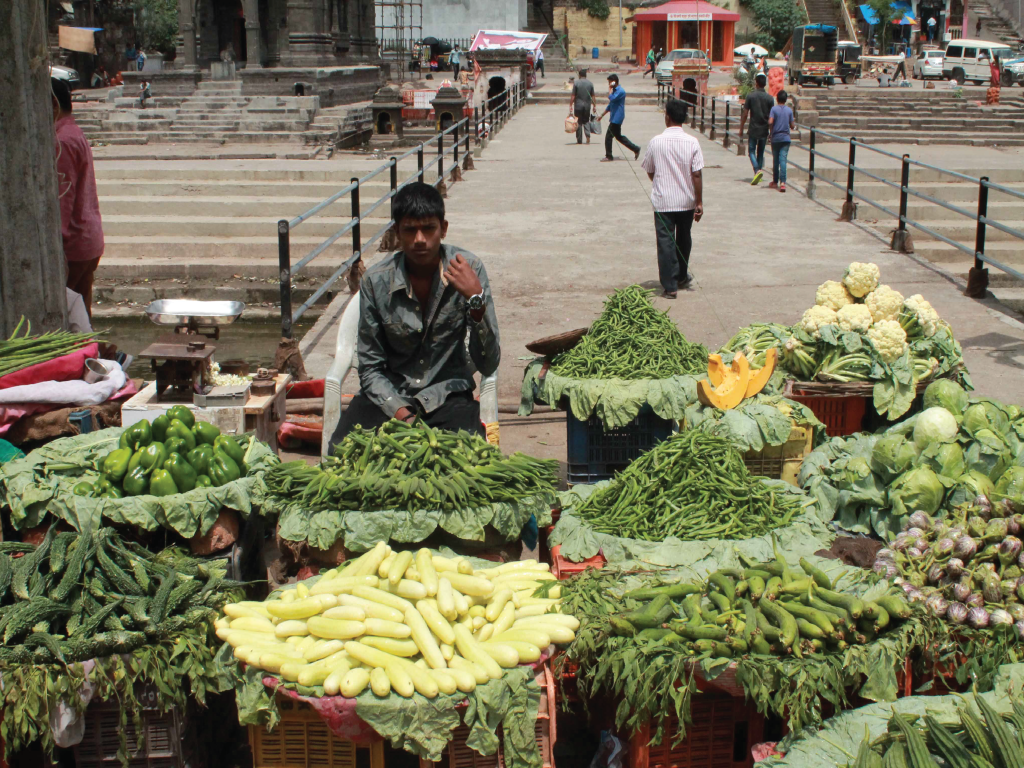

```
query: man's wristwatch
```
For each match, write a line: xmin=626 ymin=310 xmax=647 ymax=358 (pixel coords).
xmin=468 ymin=293 xmax=485 ymax=312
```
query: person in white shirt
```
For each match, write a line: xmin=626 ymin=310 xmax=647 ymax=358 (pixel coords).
xmin=640 ymin=98 xmax=705 ymax=298
xmin=926 ymin=16 xmax=937 ymax=42
xmin=535 ymin=48 xmax=545 ymax=78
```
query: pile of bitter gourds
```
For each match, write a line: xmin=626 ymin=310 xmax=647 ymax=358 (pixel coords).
xmin=0 ymin=526 xmax=237 ymax=666
xmin=264 ymin=419 xmax=558 ymax=513
xmin=549 ymin=285 xmax=708 ymax=380
xmin=610 ymin=556 xmax=913 ymax=658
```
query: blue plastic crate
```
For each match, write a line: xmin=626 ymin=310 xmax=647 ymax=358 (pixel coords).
xmin=566 ymin=407 xmax=674 ymax=485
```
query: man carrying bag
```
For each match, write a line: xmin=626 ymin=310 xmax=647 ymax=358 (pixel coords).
xmin=568 ymin=68 xmax=596 ymax=145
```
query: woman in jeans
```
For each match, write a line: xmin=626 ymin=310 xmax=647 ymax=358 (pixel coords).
xmin=768 ymin=89 xmax=795 ymax=192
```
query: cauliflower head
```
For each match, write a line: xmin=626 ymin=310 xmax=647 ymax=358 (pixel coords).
xmin=865 ymin=285 xmax=905 ymax=324
xmin=798 ymin=305 xmax=838 ymax=338
xmin=836 ymin=303 xmax=873 ymax=333
xmin=843 ymin=262 xmax=881 ymax=298
xmin=815 ymin=280 xmax=854 ymax=311
xmin=868 ymin=319 xmax=908 ymax=364
xmin=903 ymin=294 xmax=941 ymax=337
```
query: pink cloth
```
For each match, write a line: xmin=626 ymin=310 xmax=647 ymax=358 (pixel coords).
xmin=55 ymin=115 xmax=104 ymax=263
xmin=265 ymin=678 xmax=382 ymax=743
xmin=0 ymin=343 xmax=97 ymax=390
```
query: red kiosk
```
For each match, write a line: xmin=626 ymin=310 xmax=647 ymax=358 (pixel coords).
xmin=628 ymin=0 xmax=740 ymax=68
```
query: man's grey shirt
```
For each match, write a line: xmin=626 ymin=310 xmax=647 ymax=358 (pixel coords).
xmin=357 ymin=244 xmax=501 ymax=417
xmin=572 ymin=79 xmax=595 ymax=112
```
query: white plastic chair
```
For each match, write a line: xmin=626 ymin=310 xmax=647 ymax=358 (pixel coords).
xmin=321 ymin=289 xmax=500 ymax=458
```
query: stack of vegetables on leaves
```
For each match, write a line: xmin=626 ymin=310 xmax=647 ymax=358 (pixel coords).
xmin=264 ymin=419 xmax=558 ymax=553
xmin=0 ymin=526 xmax=239 ymax=759
xmin=518 ymin=285 xmax=709 ymax=428
xmin=556 ymin=554 xmax=932 ymax=745
xmin=800 ymin=379 xmax=1024 ymax=537
xmin=722 ymin=262 xmax=970 ymax=419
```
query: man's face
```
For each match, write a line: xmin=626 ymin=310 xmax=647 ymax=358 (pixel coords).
xmin=397 ymin=216 xmax=448 ymax=268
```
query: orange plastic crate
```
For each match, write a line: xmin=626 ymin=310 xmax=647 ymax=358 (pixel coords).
xmin=550 ymin=544 xmax=605 ymax=580
xmin=786 ymin=392 xmax=867 ymax=437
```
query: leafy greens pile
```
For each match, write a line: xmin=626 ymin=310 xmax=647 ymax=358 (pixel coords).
xmin=799 ymin=380 xmax=1024 ymax=538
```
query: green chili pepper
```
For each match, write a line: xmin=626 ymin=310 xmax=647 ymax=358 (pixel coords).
xmin=194 ymin=474 xmax=214 ymax=488
xmin=186 ymin=444 xmax=214 ymax=475
xmin=150 ymin=414 xmax=171 ymax=443
xmin=149 ymin=469 xmax=179 ymax=497
xmin=163 ymin=453 xmax=197 ymax=493
xmin=72 ymin=481 xmax=96 ymax=497
xmin=139 ymin=442 xmax=168 ymax=473
xmin=209 ymin=449 xmax=241 ymax=486
xmin=166 ymin=405 xmax=196 ymax=429
xmin=166 ymin=419 xmax=196 ymax=452
xmin=214 ymin=435 xmax=246 ymax=473
xmin=123 ymin=466 xmax=149 ymax=496
xmin=193 ymin=421 xmax=221 ymax=446
xmin=101 ymin=447 xmax=133 ymax=482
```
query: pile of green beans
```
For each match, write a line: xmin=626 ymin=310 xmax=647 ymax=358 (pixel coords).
xmin=549 ymin=285 xmax=708 ymax=380
xmin=264 ymin=419 xmax=559 ymax=513
xmin=0 ymin=318 xmax=100 ymax=378
xmin=574 ymin=431 xmax=804 ymax=541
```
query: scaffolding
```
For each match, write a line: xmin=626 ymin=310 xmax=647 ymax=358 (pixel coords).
xmin=375 ymin=0 xmax=422 ymax=81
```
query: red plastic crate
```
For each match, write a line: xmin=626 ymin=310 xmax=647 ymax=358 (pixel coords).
xmin=786 ymin=392 xmax=867 ymax=437
xmin=550 ymin=544 xmax=605 ymax=580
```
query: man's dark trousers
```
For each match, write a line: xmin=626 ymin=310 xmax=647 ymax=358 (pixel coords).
xmin=654 ymin=210 xmax=695 ymax=293
xmin=605 ymin=122 xmax=639 ymax=160
xmin=329 ymin=391 xmax=484 ymax=451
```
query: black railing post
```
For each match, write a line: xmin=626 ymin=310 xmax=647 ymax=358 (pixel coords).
xmin=389 ymin=157 xmax=398 ymax=204
xmin=840 ymin=137 xmax=856 ymax=221
xmin=350 ymin=177 xmax=361 ymax=264
xmin=690 ymin=94 xmax=697 ymax=129
xmin=278 ymin=219 xmax=292 ymax=338
xmin=723 ymin=101 xmax=730 ymax=150
xmin=437 ymin=130 xmax=444 ymax=181
xmin=890 ymin=153 xmax=913 ymax=253
xmin=710 ymin=98 xmax=716 ymax=140
xmin=967 ymin=176 xmax=991 ymax=297
xmin=417 ymin=145 xmax=424 ymax=182
xmin=453 ymin=121 xmax=460 ymax=167
xmin=700 ymin=94 xmax=705 ymax=133
xmin=473 ymin=107 xmax=479 ymax=148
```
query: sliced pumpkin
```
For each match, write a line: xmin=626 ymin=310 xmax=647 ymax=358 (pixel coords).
xmin=707 ymin=354 xmax=727 ymax=387
xmin=744 ymin=348 xmax=777 ymax=398
xmin=697 ymin=353 xmax=751 ymax=410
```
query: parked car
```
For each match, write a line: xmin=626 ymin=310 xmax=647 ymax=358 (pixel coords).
xmin=913 ymin=49 xmax=944 ymax=79
xmin=999 ymin=55 xmax=1024 ymax=86
xmin=49 ymin=63 xmax=81 ymax=90
xmin=942 ymin=39 xmax=1014 ymax=84
xmin=656 ymin=49 xmax=708 ymax=84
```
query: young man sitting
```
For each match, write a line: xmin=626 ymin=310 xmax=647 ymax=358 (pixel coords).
xmin=329 ymin=182 xmax=500 ymax=447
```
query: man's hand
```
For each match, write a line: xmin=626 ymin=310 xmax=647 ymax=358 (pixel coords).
xmin=443 ymin=254 xmax=483 ymax=300
xmin=694 ymin=204 xmax=704 ymax=223
xmin=394 ymin=407 xmax=416 ymax=423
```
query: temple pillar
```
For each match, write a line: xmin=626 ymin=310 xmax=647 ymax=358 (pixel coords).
xmin=243 ymin=0 xmax=263 ymax=67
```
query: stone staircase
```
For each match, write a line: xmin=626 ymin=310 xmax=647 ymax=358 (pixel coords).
xmin=802 ymin=90 xmax=1024 ymax=145
xmin=802 ymin=0 xmax=845 ymax=32
xmin=973 ymin=0 xmax=1023 ymax=45
xmin=525 ymin=0 xmax=572 ymax=72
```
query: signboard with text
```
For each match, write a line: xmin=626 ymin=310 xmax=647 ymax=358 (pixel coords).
xmin=667 ymin=12 xmax=713 ymax=20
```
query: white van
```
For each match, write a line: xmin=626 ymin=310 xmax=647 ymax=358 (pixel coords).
xmin=942 ymin=38 xmax=1015 ymax=83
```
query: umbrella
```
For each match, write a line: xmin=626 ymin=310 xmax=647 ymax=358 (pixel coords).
xmin=422 ymin=36 xmax=439 ymax=45
xmin=734 ymin=44 xmax=768 ymax=57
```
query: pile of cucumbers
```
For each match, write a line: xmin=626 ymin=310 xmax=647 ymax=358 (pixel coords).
xmin=74 ymin=407 xmax=251 ymax=499
xmin=610 ymin=555 xmax=913 ymax=659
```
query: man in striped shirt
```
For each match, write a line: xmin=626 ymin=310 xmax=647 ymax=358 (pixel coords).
xmin=640 ymin=99 xmax=704 ymax=299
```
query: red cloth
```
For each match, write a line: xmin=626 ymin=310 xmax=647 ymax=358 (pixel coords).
xmin=0 ymin=343 xmax=97 ymax=390
xmin=55 ymin=114 xmax=104 ymax=263
xmin=286 ymin=378 xmax=325 ymax=399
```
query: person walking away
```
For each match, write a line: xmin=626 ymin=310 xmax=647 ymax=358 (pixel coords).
xmin=327 ymin=182 xmax=500 ymax=446
xmin=535 ymin=48 xmax=545 ymax=78
xmin=768 ymin=89 xmax=795 ymax=192
xmin=597 ymin=74 xmax=640 ymax=161
xmin=739 ymin=72 xmax=773 ymax=184
xmin=136 ymin=48 xmax=146 ymax=71
xmin=640 ymin=98 xmax=704 ymax=298
xmin=570 ymin=68 xmax=596 ymax=144
xmin=139 ymin=79 xmax=151 ymax=108
xmin=450 ymin=45 xmax=462 ymax=80
xmin=52 ymin=78 xmax=104 ymax=318
xmin=644 ymin=48 xmax=657 ymax=77
xmin=927 ymin=16 xmax=936 ymax=42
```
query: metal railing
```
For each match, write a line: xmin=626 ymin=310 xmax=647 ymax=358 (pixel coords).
xmin=675 ymin=88 xmax=1024 ymax=297
xmin=278 ymin=81 xmax=528 ymax=338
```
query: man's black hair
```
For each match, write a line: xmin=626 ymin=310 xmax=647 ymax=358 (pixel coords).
xmin=665 ymin=98 xmax=688 ymax=125
xmin=755 ymin=72 xmax=767 ymax=86
xmin=392 ymin=182 xmax=445 ymax=225
xmin=51 ymin=78 xmax=72 ymax=113
xmin=777 ymin=89 xmax=788 ymax=103
xmin=607 ymin=73 xmax=619 ymax=84
xmin=578 ymin=68 xmax=588 ymax=77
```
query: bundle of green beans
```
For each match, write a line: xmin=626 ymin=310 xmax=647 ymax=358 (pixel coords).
xmin=848 ymin=697 xmax=1024 ymax=768
xmin=549 ymin=285 xmax=708 ymax=380
xmin=609 ymin=555 xmax=913 ymax=659
xmin=574 ymin=431 xmax=805 ymax=541
xmin=0 ymin=318 xmax=100 ymax=378
xmin=264 ymin=418 xmax=559 ymax=513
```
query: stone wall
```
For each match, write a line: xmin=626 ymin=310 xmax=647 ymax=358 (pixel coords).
xmin=552 ymin=5 xmax=636 ymax=60
xmin=376 ymin=0 xmax=528 ymax=40
xmin=239 ymin=65 xmax=382 ymax=106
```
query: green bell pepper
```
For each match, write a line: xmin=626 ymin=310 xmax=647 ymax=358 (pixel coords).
xmin=151 ymin=414 xmax=171 ymax=443
xmin=166 ymin=419 xmax=196 ymax=452
xmin=195 ymin=474 xmax=214 ymax=488
xmin=149 ymin=469 xmax=179 ymax=497
xmin=127 ymin=448 xmax=146 ymax=476
xmin=166 ymin=405 xmax=196 ymax=429
xmin=123 ymin=466 xmax=149 ymax=496
xmin=209 ymin=449 xmax=241 ymax=486
xmin=121 ymin=421 xmax=153 ymax=450
xmin=164 ymin=437 xmax=187 ymax=457
xmin=101 ymin=447 xmax=133 ymax=482
xmin=186 ymin=444 xmax=214 ymax=475
xmin=100 ymin=487 xmax=124 ymax=499
xmin=95 ymin=476 xmax=114 ymax=493
xmin=119 ymin=431 xmax=131 ymax=449
xmin=140 ymin=442 xmax=168 ymax=473
xmin=72 ymin=481 xmax=95 ymax=497
xmin=214 ymin=435 xmax=246 ymax=474
xmin=192 ymin=421 xmax=221 ymax=446
xmin=163 ymin=453 xmax=197 ymax=493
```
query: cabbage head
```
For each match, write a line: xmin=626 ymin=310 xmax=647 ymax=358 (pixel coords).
xmin=965 ymin=432 xmax=1012 ymax=482
xmin=913 ymin=407 xmax=960 ymax=450
xmin=918 ymin=441 xmax=965 ymax=484
xmin=979 ymin=399 xmax=1011 ymax=436
xmin=963 ymin=403 xmax=997 ymax=437
xmin=996 ymin=466 xmax=1024 ymax=500
xmin=923 ymin=379 xmax=969 ymax=417
xmin=871 ymin=434 xmax=917 ymax=481
xmin=890 ymin=466 xmax=946 ymax=517
xmin=948 ymin=470 xmax=997 ymax=507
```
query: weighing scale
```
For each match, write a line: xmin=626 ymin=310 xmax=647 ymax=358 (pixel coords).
xmin=139 ymin=300 xmax=245 ymax=402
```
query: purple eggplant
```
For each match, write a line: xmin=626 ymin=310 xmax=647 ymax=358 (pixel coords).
xmin=968 ymin=593 xmax=985 ymax=608
xmin=953 ymin=581 xmax=972 ymax=603
xmin=1016 ymin=620 xmax=1024 ymax=641
xmin=946 ymin=602 xmax=969 ymax=624
xmin=947 ymin=558 xmax=965 ymax=579
xmin=991 ymin=608 xmax=1014 ymax=626
xmin=927 ymin=565 xmax=946 ymax=584
xmin=954 ymin=537 xmax=979 ymax=559
xmin=968 ymin=606 xmax=991 ymax=628
xmin=933 ymin=538 xmax=956 ymax=558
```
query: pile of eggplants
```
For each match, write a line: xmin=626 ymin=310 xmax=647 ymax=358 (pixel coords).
xmin=875 ymin=494 xmax=1024 ymax=637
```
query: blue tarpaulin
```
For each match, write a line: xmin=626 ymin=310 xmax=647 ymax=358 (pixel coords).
xmin=858 ymin=1 xmax=915 ymax=23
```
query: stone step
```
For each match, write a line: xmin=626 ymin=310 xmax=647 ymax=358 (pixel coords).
xmin=809 ymin=131 xmax=1024 ymax=145
xmin=98 ymin=194 xmax=395 ymax=218
xmin=95 ymin=179 xmax=396 ymax=197
xmin=907 ymin=240 xmax=1023 ymax=266
xmin=130 ymin=131 xmax=313 ymax=144
xmin=807 ymin=183 xmax=1024 ymax=209
xmin=197 ymin=82 xmax=243 ymax=92
xmin=93 ymin=280 xmax=333 ymax=306
xmin=789 ymin=164 xmax=1024 ymax=183
xmin=93 ymin=165 xmax=396 ymax=182
xmin=89 ymin=136 xmax=150 ymax=146
xmin=99 ymin=237 xmax=359 ymax=262
xmin=100 ymin=213 xmax=391 ymax=238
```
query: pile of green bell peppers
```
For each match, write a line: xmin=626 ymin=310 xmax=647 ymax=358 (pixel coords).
xmin=73 ymin=414 xmax=250 ymax=499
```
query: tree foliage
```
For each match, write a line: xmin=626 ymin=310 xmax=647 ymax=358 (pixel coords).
xmin=576 ymin=0 xmax=611 ymax=20
xmin=135 ymin=0 xmax=178 ymax=54
xmin=747 ymin=0 xmax=806 ymax=54
xmin=866 ymin=0 xmax=899 ymax=53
